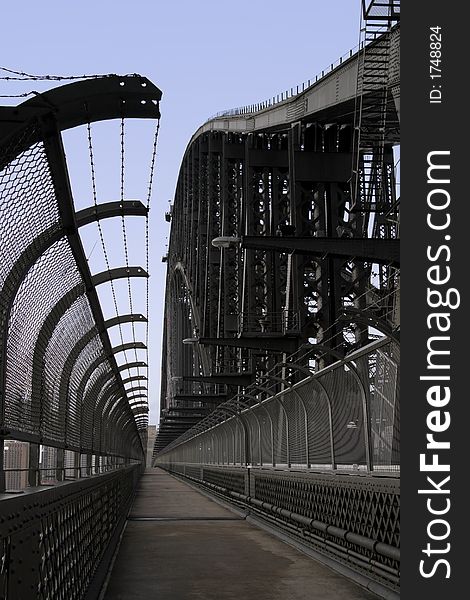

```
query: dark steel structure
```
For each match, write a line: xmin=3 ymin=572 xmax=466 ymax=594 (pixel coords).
xmin=0 ymin=2 xmax=401 ymax=597
xmin=155 ymin=8 xmax=400 ymax=452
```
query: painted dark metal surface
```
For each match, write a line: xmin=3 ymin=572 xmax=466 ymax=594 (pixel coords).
xmin=156 ymin=18 xmax=400 ymax=451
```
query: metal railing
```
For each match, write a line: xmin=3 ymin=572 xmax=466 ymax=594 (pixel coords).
xmin=205 ymin=43 xmax=364 ymax=122
xmin=157 ymin=464 xmax=400 ymax=593
xmin=204 ymin=22 xmax=396 ymax=124
xmin=156 ymin=337 xmax=399 ymax=473
xmin=0 ymin=464 xmax=140 ymax=599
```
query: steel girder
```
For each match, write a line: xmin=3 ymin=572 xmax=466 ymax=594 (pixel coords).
xmin=157 ymin=64 xmax=399 ymax=454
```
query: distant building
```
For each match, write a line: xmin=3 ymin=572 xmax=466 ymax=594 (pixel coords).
xmin=64 ymin=450 xmax=78 ymax=478
xmin=4 ymin=440 xmax=29 ymax=491
xmin=147 ymin=425 xmax=157 ymax=467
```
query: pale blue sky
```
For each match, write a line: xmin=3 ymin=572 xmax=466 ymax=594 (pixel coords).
xmin=1 ymin=1 xmax=362 ymax=425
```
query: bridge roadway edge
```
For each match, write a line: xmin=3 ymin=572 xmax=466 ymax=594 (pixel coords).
xmin=100 ymin=468 xmax=395 ymax=600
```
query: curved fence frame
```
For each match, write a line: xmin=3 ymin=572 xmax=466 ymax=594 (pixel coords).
xmin=0 ymin=76 xmax=161 ymax=491
xmin=156 ymin=337 xmax=400 ymax=473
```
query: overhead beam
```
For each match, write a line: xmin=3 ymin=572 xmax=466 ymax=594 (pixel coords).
xmin=75 ymin=200 xmax=148 ymax=228
xmin=198 ymin=336 xmax=298 ymax=352
xmin=92 ymin=267 xmax=148 ymax=287
xmin=117 ymin=361 xmax=147 ymax=372
xmin=0 ymin=75 xmax=162 ymax=155
xmin=104 ymin=314 xmax=147 ymax=329
xmin=112 ymin=341 xmax=146 ymax=355
xmin=240 ymin=236 xmax=400 ymax=265
xmin=122 ymin=375 xmax=148 ymax=385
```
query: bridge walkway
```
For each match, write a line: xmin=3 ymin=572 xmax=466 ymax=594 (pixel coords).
xmin=103 ymin=468 xmax=379 ymax=600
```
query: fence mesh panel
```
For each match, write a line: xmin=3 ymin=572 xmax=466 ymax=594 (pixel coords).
xmin=157 ymin=340 xmax=399 ymax=474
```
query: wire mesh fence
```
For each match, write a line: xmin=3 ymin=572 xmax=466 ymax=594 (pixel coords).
xmin=156 ymin=338 xmax=399 ymax=474
xmin=0 ymin=79 xmax=157 ymax=493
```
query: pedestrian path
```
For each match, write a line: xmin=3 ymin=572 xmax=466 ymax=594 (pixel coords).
xmin=103 ymin=468 xmax=379 ymax=599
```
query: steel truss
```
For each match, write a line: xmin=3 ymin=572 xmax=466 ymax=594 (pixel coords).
xmin=156 ymin=16 xmax=400 ymax=451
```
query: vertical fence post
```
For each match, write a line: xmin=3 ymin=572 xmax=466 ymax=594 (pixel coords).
xmin=0 ymin=435 xmax=6 ymax=492
xmin=347 ymin=361 xmax=374 ymax=472
xmin=74 ymin=451 xmax=80 ymax=478
xmin=29 ymin=443 xmax=40 ymax=487
xmin=56 ymin=447 xmax=65 ymax=481
xmin=314 ymin=379 xmax=336 ymax=470
xmin=291 ymin=388 xmax=310 ymax=469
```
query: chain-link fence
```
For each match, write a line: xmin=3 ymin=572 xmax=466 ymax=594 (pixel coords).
xmin=0 ymin=77 xmax=162 ymax=492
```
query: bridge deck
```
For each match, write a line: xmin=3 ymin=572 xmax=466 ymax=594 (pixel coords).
xmin=103 ymin=468 xmax=379 ymax=599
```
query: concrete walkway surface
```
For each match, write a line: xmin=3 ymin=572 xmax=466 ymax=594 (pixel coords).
xmin=103 ymin=468 xmax=379 ymax=600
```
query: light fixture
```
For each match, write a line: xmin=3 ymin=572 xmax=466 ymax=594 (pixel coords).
xmin=211 ymin=236 xmax=240 ymax=248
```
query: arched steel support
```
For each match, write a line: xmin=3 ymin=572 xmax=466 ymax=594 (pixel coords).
xmin=122 ymin=375 xmax=148 ymax=386
xmin=75 ymin=200 xmax=148 ymax=228
xmin=0 ymin=75 xmax=162 ymax=160
xmin=0 ymin=228 xmax=64 ymax=428
xmin=104 ymin=314 xmax=147 ymax=330
xmin=281 ymin=354 xmax=373 ymax=470
xmin=92 ymin=266 xmax=148 ymax=287
xmin=128 ymin=394 xmax=148 ymax=403
xmin=124 ymin=386 xmax=148 ymax=395
xmin=112 ymin=341 xmax=147 ymax=355
xmin=253 ymin=382 xmax=291 ymax=468
xmin=117 ymin=361 xmax=147 ymax=373
xmin=235 ymin=392 xmax=275 ymax=467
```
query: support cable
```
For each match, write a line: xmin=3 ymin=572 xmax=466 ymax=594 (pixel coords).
xmin=144 ymin=118 xmax=161 ymax=385
xmin=119 ymin=116 xmax=141 ymax=383
xmin=0 ymin=66 xmax=139 ymax=81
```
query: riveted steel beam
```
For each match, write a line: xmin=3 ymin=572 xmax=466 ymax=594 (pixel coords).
xmin=240 ymin=236 xmax=400 ymax=265
xmin=104 ymin=314 xmax=147 ymax=329
xmin=75 ymin=200 xmax=148 ymax=228
xmin=112 ymin=342 xmax=147 ymax=355
xmin=0 ymin=75 xmax=162 ymax=158
xmin=198 ymin=336 xmax=299 ymax=352
xmin=92 ymin=267 xmax=148 ymax=287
